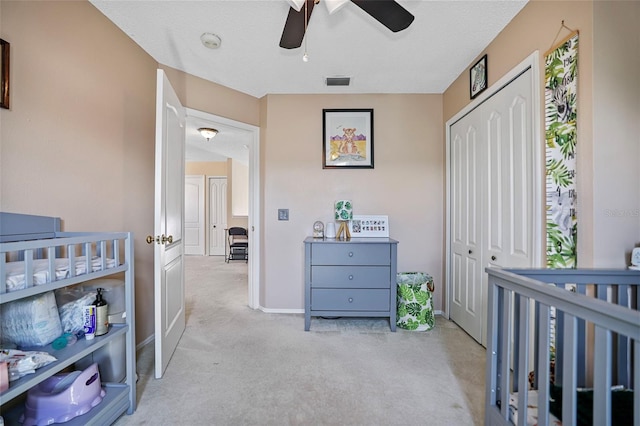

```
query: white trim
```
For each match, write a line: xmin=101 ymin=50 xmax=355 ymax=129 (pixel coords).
xmin=185 ymin=108 xmax=261 ymax=310
xmin=136 ymin=334 xmax=155 ymax=351
xmin=444 ymin=51 xmax=543 ymax=319
xmin=259 ymin=307 xmax=305 ymax=314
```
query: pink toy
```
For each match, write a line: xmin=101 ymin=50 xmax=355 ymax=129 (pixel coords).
xmin=21 ymin=363 xmax=105 ymax=425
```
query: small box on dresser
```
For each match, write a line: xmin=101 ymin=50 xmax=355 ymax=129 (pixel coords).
xmin=304 ymin=237 xmax=399 ymax=331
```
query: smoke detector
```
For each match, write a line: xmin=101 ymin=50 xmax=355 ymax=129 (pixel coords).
xmin=201 ymin=33 xmax=222 ymax=49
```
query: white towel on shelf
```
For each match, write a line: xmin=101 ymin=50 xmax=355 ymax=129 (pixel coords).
xmin=4 ymin=256 xmax=116 ymax=292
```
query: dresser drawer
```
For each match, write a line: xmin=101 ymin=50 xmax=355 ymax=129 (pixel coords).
xmin=311 ymin=289 xmax=390 ymax=311
xmin=311 ymin=266 xmax=390 ymax=289
xmin=311 ymin=243 xmax=390 ymax=266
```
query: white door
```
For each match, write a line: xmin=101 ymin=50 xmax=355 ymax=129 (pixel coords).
xmin=208 ymin=177 xmax=227 ymax=256
xmin=450 ymin=113 xmax=485 ymax=342
xmin=448 ymin=65 xmax=538 ymax=346
xmin=481 ymin=68 xmax=535 ymax=344
xmin=184 ymin=175 xmax=205 ymax=255
xmin=153 ymin=69 xmax=186 ymax=378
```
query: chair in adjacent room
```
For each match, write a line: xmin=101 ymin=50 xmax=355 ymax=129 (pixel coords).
xmin=226 ymin=227 xmax=248 ymax=263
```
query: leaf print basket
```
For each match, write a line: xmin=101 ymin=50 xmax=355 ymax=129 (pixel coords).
xmin=396 ymin=272 xmax=435 ymax=331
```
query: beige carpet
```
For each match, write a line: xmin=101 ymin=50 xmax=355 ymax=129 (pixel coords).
xmin=115 ymin=255 xmax=486 ymax=425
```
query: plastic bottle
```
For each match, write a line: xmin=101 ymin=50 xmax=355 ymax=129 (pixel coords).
xmin=93 ymin=288 xmax=109 ymax=336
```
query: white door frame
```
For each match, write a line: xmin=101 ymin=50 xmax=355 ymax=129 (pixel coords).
xmin=185 ymin=108 xmax=261 ymax=310
xmin=445 ymin=51 xmax=543 ymax=319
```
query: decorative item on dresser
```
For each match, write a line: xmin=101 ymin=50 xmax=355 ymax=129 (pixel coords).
xmin=334 ymin=200 xmax=353 ymax=240
xmin=303 ymin=237 xmax=399 ymax=331
xmin=312 ymin=221 xmax=324 ymax=239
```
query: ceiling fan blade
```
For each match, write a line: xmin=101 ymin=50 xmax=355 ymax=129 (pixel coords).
xmin=350 ymin=0 xmax=414 ymax=33
xmin=279 ymin=0 xmax=316 ymax=49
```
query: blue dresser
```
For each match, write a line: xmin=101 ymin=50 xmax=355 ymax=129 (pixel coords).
xmin=304 ymin=237 xmax=399 ymax=331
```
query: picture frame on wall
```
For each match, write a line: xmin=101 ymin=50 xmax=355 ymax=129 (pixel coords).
xmin=0 ymin=39 xmax=9 ymax=109
xmin=322 ymin=108 xmax=374 ymax=169
xmin=470 ymin=54 xmax=487 ymax=99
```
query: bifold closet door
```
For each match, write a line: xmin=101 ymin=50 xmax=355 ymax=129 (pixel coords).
xmin=450 ymin=109 xmax=486 ymax=343
xmin=449 ymin=67 xmax=535 ymax=346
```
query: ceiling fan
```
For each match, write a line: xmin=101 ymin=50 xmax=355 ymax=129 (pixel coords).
xmin=279 ymin=0 xmax=415 ymax=49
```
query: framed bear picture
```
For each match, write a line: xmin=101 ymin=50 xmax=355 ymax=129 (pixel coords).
xmin=322 ymin=109 xmax=374 ymax=169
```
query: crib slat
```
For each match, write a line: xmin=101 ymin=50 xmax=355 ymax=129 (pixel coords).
xmin=616 ymin=285 xmax=631 ymax=387
xmin=486 ymin=274 xmax=500 ymax=412
xmin=84 ymin=242 xmax=91 ymax=273
xmin=24 ymin=249 xmax=34 ymax=287
xmin=517 ymin=294 xmax=530 ymax=426
xmin=100 ymin=240 xmax=107 ymax=269
xmin=47 ymin=246 xmax=56 ymax=283
xmin=562 ymin=313 xmax=577 ymax=426
xmin=114 ymin=239 xmax=120 ymax=265
xmin=499 ymin=287 xmax=513 ymax=421
xmin=69 ymin=245 xmax=76 ymax=277
xmin=574 ymin=285 xmax=587 ymax=387
xmin=0 ymin=256 xmax=6 ymax=293
xmin=537 ymin=303 xmax=551 ymax=426
xmin=593 ymin=325 xmax=612 ymax=426
xmin=634 ymin=339 xmax=639 ymax=426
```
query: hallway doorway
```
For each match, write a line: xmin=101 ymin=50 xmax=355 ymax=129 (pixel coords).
xmin=184 ymin=109 xmax=260 ymax=310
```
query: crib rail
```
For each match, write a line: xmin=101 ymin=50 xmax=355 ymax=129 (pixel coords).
xmin=0 ymin=231 xmax=131 ymax=303
xmin=485 ymin=268 xmax=640 ymax=426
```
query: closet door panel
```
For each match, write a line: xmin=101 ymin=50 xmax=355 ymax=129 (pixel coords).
xmin=485 ymin=71 xmax=533 ymax=269
xmin=450 ymin=114 xmax=483 ymax=342
xmin=509 ymin=95 xmax=530 ymax=259
xmin=487 ymin=110 xmax=504 ymax=256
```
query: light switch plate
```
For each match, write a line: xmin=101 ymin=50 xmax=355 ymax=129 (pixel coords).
xmin=278 ymin=209 xmax=289 ymax=221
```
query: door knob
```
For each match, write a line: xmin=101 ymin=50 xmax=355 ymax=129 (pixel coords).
xmin=468 ymin=249 xmax=473 ymax=254
xmin=491 ymin=256 xmax=497 ymax=261
xmin=147 ymin=235 xmax=173 ymax=244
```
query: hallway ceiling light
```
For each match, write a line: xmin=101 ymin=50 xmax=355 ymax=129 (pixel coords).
xmin=198 ymin=127 xmax=219 ymax=141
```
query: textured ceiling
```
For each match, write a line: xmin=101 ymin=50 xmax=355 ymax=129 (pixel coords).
xmin=89 ymin=0 xmax=528 ymax=161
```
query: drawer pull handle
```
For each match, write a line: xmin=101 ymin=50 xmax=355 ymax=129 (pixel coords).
xmin=348 ymin=275 xmax=354 ymax=280
xmin=348 ymin=297 xmax=353 ymax=303
xmin=348 ymin=252 xmax=354 ymax=257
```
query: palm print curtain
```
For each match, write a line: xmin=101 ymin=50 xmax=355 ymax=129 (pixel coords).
xmin=545 ymin=32 xmax=579 ymax=268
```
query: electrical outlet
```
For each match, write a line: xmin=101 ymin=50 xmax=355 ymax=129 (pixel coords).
xmin=278 ymin=209 xmax=289 ymax=221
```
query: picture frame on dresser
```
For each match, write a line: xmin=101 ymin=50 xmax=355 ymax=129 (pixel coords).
xmin=322 ymin=109 xmax=374 ymax=169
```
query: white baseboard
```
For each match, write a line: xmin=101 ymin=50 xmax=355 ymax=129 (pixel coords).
xmin=258 ymin=306 xmax=305 ymax=314
xmin=136 ymin=334 xmax=154 ymax=351
xmin=256 ymin=307 xmax=445 ymax=316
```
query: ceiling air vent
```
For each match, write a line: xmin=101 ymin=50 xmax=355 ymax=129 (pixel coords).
xmin=325 ymin=77 xmax=351 ymax=87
